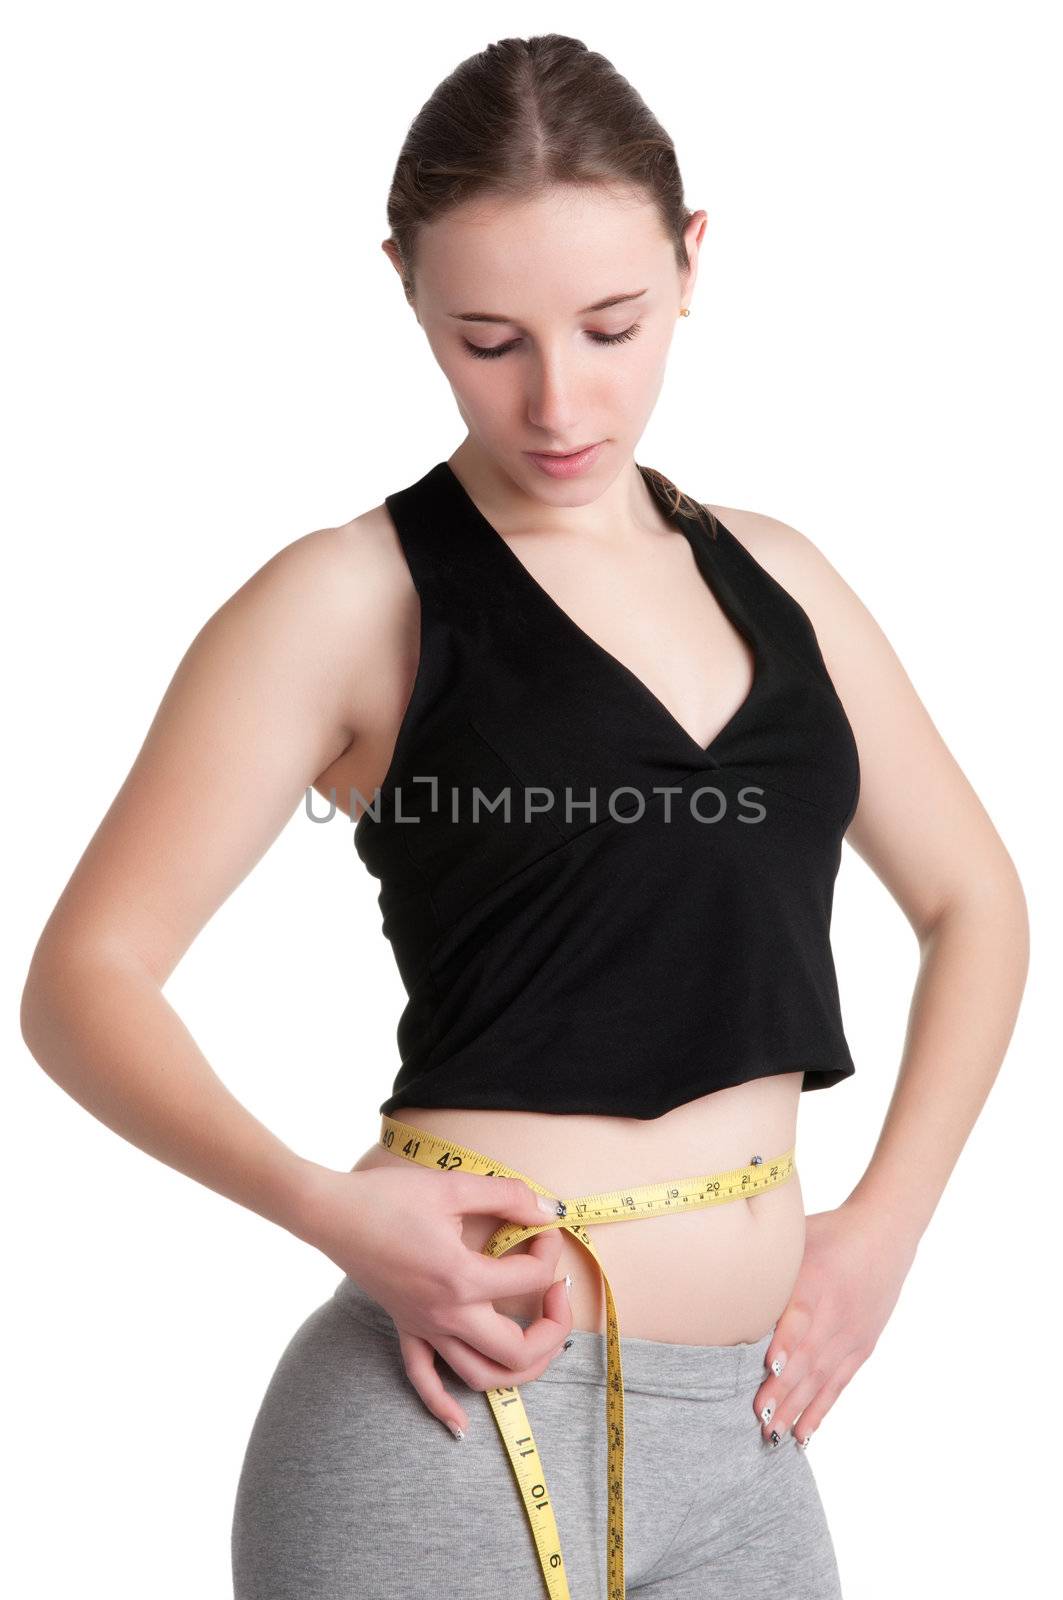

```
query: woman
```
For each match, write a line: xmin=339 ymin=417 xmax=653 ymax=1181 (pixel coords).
xmin=20 ymin=33 xmax=1028 ymax=1600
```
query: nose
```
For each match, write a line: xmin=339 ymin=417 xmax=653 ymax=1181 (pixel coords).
xmin=525 ymin=345 xmax=584 ymax=440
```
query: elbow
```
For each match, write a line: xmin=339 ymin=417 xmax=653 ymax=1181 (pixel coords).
xmin=20 ymin=939 xmax=62 ymax=1062
xmin=919 ymin=854 xmax=1030 ymax=964
xmin=21 ymin=929 xmax=159 ymax=1069
xmin=973 ymin=853 xmax=1030 ymax=948
xmin=20 ymin=931 xmax=91 ymax=1064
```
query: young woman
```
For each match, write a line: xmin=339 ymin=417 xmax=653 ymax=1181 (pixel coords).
xmin=21 ymin=33 xmax=1028 ymax=1600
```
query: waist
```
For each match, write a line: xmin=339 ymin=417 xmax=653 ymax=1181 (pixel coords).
xmin=349 ymin=1077 xmax=807 ymax=1344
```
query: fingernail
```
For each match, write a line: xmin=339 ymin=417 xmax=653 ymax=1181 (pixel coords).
xmin=563 ymin=1273 xmax=573 ymax=1297
xmin=771 ymin=1354 xmax=786 ymax=1376
xmin=561 ymin=1339 xmax=573 ymax=1352
xmin=760 ymin=1399 xmax=775 ymax=1424
xmin=538 ymin=1195 xmax=563 ymax=1216
xmin=770 ymin=1429 xmax=781 ymax=1448
xmin=799 ymin=1430 xmax=814 ymax=1449
xmin=448 ymin=1421 xmax=466 ymax=1441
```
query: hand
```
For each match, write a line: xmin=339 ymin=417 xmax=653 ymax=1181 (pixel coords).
xmin=753 ymin=1201 xmax=919 ymax=1448
xmin=304 ymin=1163 xmax=574 ymax=1438
xmin=394 ymin=1219 xmax=571 ymax=1440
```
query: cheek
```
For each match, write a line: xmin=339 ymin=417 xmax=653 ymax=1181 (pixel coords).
xmin=425 ymin=334 xmax=484 ymax=404
xmin=442 ymin=354 xmax=510 ymax=418
xmin=641 ymin=330 xmax=674 ymax=388
xmin=451 ymin=376 xmax=516 ymax=446
xmin=612 ymin=342 xmax=669 ymax=420
xmin=447 ymin=376 xmax=517 ymax=456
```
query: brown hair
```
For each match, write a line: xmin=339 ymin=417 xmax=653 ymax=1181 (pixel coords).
xmin=385 ymin=32 xmax=719 ymax=542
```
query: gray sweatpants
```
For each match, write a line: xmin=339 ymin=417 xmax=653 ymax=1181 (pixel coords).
xmin=231 ymin=1274 xmax=844 ymax=1598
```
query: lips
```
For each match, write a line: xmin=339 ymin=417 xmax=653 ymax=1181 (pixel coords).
xmin=525 ymin=441 xmax=606 ymax=477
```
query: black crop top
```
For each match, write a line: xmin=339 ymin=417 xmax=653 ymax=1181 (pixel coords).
xmin=354 ymin=459 xmax=860 ymax=1119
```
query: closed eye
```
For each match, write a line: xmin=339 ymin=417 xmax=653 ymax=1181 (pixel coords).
xmin=463 ymin=323 xmax=643 ymax=361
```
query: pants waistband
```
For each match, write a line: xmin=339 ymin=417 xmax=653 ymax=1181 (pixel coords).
xmin=332 ymin=1273 xmax=775 ymax=1399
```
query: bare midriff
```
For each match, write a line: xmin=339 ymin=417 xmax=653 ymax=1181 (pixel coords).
xmin=348 ymin=1071 xmax=807 ymax=1347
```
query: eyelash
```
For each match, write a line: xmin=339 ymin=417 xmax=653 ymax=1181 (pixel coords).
xmin=463 ymin=323 xmax=643 ymax=361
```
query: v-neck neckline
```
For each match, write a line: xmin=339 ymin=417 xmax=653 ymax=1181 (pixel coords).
xmin=437 ymin=458 xmax=767 ymax=767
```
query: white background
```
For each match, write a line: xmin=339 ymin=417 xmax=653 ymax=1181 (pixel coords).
xmin=5 ymin=3 xmax=1059 ymax=1594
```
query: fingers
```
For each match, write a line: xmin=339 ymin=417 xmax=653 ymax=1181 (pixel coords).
xmin=397 ymin=1327 xmax=470 ymax=1438
xmin=452 ymin=1172 xmax=563 ymax=1225
xmin=433 ymin=1277 xmax=574 ymax=1392
xmin=447 ymin=1240 xmax=570 ymax=1370
xmin=767 ymin=1364 xmax=823 ymax=1445
xmin=397 ymin=1268 xmax=574 ymax=1438
xmin=753 ymin=1332 xmax=865 ymax=1447
xmin=753 ymin=1307 xmax=809 ymax=1440
xmin=754 ymin=1346 xmax=811 ymax=1445
xmin=762 ymin=1305 xmax=810 ymax=1387
xmin=459 ymin=1276 xmax=572 ymax=1370
xmin=785 ymin=1346 xmax=864 ymax=1444
xmin=464 ymin=1221 xmax=563 ymax=1299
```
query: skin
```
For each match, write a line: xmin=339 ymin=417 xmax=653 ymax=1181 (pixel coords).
xmin=21 ymin=183 xmax=1029 ymax=1452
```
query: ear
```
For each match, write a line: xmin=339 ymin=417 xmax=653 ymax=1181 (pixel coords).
xmin=681 ymin=209 xmax=709 ymax=303
xmin=381 ymin=239 xmax=420 ymax=319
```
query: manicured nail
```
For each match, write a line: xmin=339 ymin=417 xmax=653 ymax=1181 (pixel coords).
xmin=760 ymin=1399 xmax=775 ymax=1424
xmin=563 ymin=1273 xmax=573 ymax=1296
xmin=538 ymin=1195 xmax=565 ymax=1216
xmin=771 ymin=1354 xmax=786 ymax=1376
xmin=562 ymin=1339 xmax=573 ymax=1352
xmin=770 ymin=1429 xmax=781 ymax=1448
xmin=799 ymin=1430 xmax=814 ymax=1449
xmin=448 ymin=1422 xmax=465 ymax=1440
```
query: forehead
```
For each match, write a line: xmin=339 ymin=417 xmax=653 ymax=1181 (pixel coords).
xmin=414 ymin=185 xmax=674 ymax=308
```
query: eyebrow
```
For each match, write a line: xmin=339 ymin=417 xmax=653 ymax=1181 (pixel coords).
xmin=447 ymin=289 xmax=648 ymax=325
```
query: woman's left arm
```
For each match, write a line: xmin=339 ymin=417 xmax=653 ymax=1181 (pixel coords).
xmin=722 ymin=507 xmax=1030 ymax=1447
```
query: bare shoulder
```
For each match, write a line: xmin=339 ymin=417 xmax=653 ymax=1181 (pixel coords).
xmin=231 ymin=498 xmax=410 ymax=738
xmin=328 ymin=500 xmax=412 ymax=627
xmin=704 ymin=502 xmax=877 ymax=682
xmin=249 ymin=498 xmax=401 ymax=616
xmin=272 ymin=500 xmax=419 ymax=813
xmin=330 ymin=499 xmax=404 ymax=565
xmin=705 ymin=499 xmax=883 ymax=730
xmin=705 ymin=503 xmax=847 ymax=607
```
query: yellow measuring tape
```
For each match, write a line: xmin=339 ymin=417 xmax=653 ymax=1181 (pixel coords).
xmin=380 ymin=1114 xmax=797 ymax=1599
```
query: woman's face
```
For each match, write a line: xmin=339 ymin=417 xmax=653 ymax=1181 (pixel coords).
xmin=397 ymin=184 xmax=705 ymax=500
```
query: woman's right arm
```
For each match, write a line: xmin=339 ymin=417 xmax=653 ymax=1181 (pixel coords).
xmin=19 ymin=519 xmax=382 ymax=1242
xmin=19 ymin=510 xmax=573 ymax=1434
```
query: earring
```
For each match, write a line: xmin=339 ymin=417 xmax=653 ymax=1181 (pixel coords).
xmin=679 ymin=307 xmax=691 ymax=317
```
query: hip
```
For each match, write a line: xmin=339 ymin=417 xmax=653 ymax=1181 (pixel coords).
xmin=233 ymin=1280 xmax=843 ymax=1599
